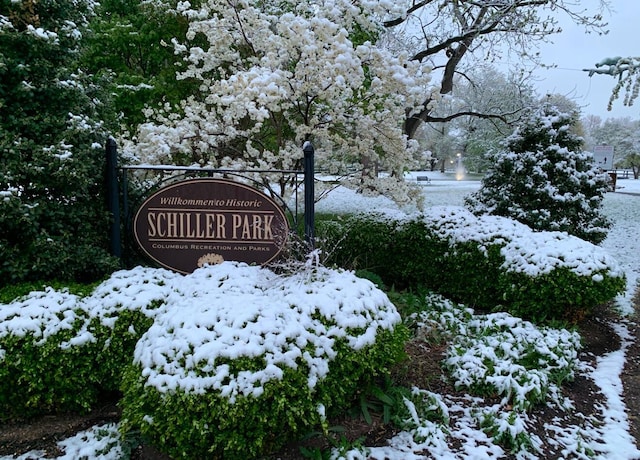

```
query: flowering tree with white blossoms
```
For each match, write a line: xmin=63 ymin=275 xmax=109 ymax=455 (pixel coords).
xmin=130 ymin=0 xmax=432 ymax=204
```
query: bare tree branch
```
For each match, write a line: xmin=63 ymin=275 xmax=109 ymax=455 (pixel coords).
xmin=385 ymin=0 xmax=609 ymax=138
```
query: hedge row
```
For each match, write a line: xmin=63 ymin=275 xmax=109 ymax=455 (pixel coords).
xmin=0 ymin=263 xmax=407 ymax=458
xmin=317 ymin=206 xmax=626 ymax=322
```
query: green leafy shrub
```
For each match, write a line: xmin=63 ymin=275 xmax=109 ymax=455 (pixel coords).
xmin=121 ymin=328 xmax=407 ymax=459
xmin=0 ymin=289 xmax=101 ymax=420
xmin=477 ymin=409 xmax=535 ymax=454
xmin=390 ymin=387 xmax=449 ymax=437
xmin=119 ymin=262 xmax=407 ymax=459
xmin=0 ymin=267 xmax=178 ymax=419
xmin=497 ymin=267 xmax=624 ymax=322
xmin=443 ymin=313 xmax=581 ymax=410
xmin=317 ymin=207 xmax=625 ymax=322
xmin=81 ymin=267 xmax=181 ymax=391
xmin=89 ymin=309 xmax=157 ymax=392
xmin=0 ymin=0 xmax=119 ymax=287
xmin=315 ymin=213 xmax=396 ymax=277
xmin=0 ymin=280 xmax=99 ymax=304
xmin=413 ymin=293 xmax=581 ymax=412
xmin=409 ymin=293 xmax=582 ymax=456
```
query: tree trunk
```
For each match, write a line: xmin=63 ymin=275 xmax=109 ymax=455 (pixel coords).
xmin=360 ymin=154 xmax=378 ymax=187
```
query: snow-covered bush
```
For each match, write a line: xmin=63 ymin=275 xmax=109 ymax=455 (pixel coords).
xmin=444 ymin=313 xmax=581 ymax=410
xmin=465 ymin=104 xmax=611 ymax=244
xmin=0 ymin=263 xmax=406 ymax=458
xmin=0 ymin=288 xmax=100 ymax=420
xmin=318 ymin=207 xmax=625 ymax=322
xmin=422 ymin=206 xmax=625 ymax=321
xmin=0 ymin=267 xmax=181 ymax=419
xmin=83 ymin=267 xmax=184 ymax=391
xmin=114 ymin=263 xmax=406 ymax=459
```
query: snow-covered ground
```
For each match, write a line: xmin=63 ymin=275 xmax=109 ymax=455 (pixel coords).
xmin=3 ymin=173 xmax=640 ymax=460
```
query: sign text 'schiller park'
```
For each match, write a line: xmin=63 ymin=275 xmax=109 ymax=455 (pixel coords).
xmin=133 ymin=179 xmax=289 ymax=273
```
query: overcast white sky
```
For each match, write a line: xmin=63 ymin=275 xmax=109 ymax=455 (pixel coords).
xmin=533 ymin=1 xmax=639 ymax=121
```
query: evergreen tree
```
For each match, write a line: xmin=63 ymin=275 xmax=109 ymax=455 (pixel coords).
xmin=0 ymin=0 xmax=118 ymax=285
xmin=465 ymin=105 xmax=611 ymax=244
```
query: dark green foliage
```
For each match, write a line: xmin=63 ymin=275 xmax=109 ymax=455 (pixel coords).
xmin=478 ymin=411 xmax=535 ymax=453
xmin=464 ymin=105 xmax=611 ymax=244
xmin=497 ymin=268 xmax=624 ymax=322
xmin=0 ymin=0 xmax=119 ymax=287
xmin=79 ymin=0 xmax=202 ymax=132
xmin=0 ymin=280 xmax=99 ymax=303
xmin=120 ymin=366 xmax=321 ymax=459
xmin=0 ymin=284 xmax=159 ymax=420
xmin=119 ymin=325 xmax=408 ymax=459
xmin=354 ymin=269 xmax=386 ymax=289
xmin=616 ymin=152 xmax=640 ymax=179
xmin=0 ymin=312 xmax=101 ymax=421
xmin=317 ymin=213 xmax=624 ymax=323
xmin=316 ymin=214 xmax=396 ymax=279
xmin=90 ymin=309 xmax=157 ymax=392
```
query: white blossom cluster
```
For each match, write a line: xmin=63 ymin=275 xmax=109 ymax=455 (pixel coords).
xmin=131 ymin=0 xmax=432 ymax=202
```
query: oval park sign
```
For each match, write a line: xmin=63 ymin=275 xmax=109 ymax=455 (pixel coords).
xmin=133 ymin=179 xmax=289 ymax=274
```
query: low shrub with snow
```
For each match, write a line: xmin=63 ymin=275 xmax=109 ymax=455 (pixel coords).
xmin=414 ymin=294 xmax=581 ymax=409
xmin=0 ymin=267 xmax=181 ymax=420
xmin=83 ymin=268 xmax=183 ymax=391
xmin=414 ymin=293 xmax=581 ymax=453
xmin=0 ymin=263 xmax=406 ymax=457
xmin=319 ymin=206 xmax=625 ymax=322
xmin=393 ymin=387 xmax=450 ymax=439
xmin=423 ymin=206 xmax=625 ymax=321
xmin=0 ymin=288 xmax=100 ymax=420
xmin=114 ymin=263 xmax=406 ymax=459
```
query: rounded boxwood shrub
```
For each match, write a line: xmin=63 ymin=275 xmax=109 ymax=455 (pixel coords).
xmin=119 ymin=262 xmax=406 ymax=459
xmin=82 ymin=267 xmax=182 ymax=391
xmin=0 ymin=267 xmax=181 ymax=420
xmin=0 ymin=289 xmax=101 ymax=420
